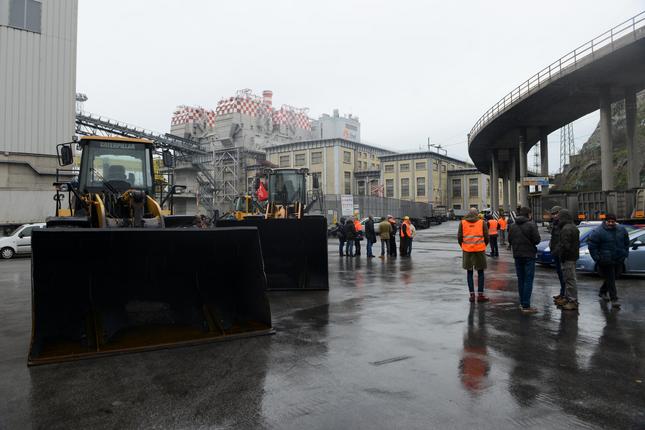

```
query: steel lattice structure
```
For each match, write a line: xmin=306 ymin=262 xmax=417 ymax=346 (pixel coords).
xmin=559 ymin=123 xmax=576 ymax=172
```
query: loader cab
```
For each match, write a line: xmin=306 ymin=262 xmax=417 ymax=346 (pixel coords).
xmin=267 ymin=168 xmax=307 ymax=205
xmin=78 ymin=137 xmax=155 ymax=195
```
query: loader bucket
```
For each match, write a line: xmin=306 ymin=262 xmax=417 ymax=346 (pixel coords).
xmin=28 ymin=227 xmax=273 ymax=366
xmin=217 ymin=215 xmax=329 ymax=291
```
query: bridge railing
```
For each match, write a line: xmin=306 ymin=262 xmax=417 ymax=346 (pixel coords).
xmin=469 ymin=11 xmax=645 ymax=143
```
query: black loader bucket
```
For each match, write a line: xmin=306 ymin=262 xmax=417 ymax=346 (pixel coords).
xmin=217 ymin=216 xmax=329 ymax=291
xmin=28 ymin=227 xmax=273 ymax=366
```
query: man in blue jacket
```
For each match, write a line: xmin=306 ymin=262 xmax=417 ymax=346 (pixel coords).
xmin=587 ymin=214 xmax=630 ymax=308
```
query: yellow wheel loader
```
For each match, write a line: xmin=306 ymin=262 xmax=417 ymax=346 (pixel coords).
xmin=218 ymin=168 xmax=328 ymax=291
xmin=28 ymin=136 xmax=273 ymax=366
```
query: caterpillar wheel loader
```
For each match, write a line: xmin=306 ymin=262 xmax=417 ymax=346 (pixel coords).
xmin=218 ymin=168 xmax=328 ymax=291
xmin=28 ymin=136 xmax=273 ymax=366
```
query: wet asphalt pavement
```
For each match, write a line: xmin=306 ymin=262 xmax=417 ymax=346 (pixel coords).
xmin=1 ymin=221 xmax=644 ymax=429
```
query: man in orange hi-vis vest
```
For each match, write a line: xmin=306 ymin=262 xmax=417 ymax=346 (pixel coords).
xmin=487 ymin=215 xmax=499 ymax=257
xmin=498 ymin=214 xmax=508 ymax=246
xmin=458 ymin=208 xmax=490 ymax=303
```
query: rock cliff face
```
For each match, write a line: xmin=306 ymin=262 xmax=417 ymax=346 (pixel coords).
xmin=553 ymin=91 xmax=645 ymax=191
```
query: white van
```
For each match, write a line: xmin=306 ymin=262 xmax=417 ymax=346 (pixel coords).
xmin=0 ymin=223 xmax=46 ymax=259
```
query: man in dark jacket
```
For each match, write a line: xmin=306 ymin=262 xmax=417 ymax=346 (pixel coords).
xmin=508 ymin=206 xmax=541 ymax=313
xmin=548 ymin=206 xmax=567 ymax=304
xmin=335 ymin=217 xmax=346 ymax=256
xmin=344 ymin=218 xmax=356 ymax=257
xmin=365 ymin=215 xmax=377 ymax=258
xmin=587 ymin=213 xmax=630 ymax=308
xmin=556 ymin=209 xmax=580 ymax=311
xmin=388 ymin=216 xmax=398 ymax=257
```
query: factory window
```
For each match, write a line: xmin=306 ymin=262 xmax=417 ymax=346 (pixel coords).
xmin=441 ymin=164 xmax=446 ymax=172
xmin=357 ymin=180 xmax=366 ymax=196
xmin=371 ymin=154 xmax=375 ymax=159
xmin=469 ymin=178 xmax=479 ymax=197
xmin=9 ymin=0 xmax=41 ymax=33
xmin=363 ymin=161 xmax=368 ymax=170
xmin=295 ymin=153 xmax=306 ymax=166
xmin=452 ymin=179 xmax=462 ymax=198
xmin=433 ymin=161 xmax=438 ymax=171
xmin=401 ymin=178 xmax=410 ymax=198
xmin=400 ymin=163 xmax=410 ymax=172
xmin=417 ymin=177 xmax=426 ymax=197
xmin=311 ymin=151 xmax=322 ymax=164
xmin=344 ymin=172 xmax=351 ymax=194
xmin=311 ymin=172 xmax=321 ymax=189
xmin=384 ymin=164 xmax=394 ymax=173
xmin=453 ymin=204 xmax=462 ymax=210
xmin=279 ymin=155 xmax=290 ymax=167
xmin=415 ymin=162 xmax=426 ymax=171
xmin=343 ymin=151 xmax=351 ymax=164
xmin=386 ymin=179 xmax=394 ymax=198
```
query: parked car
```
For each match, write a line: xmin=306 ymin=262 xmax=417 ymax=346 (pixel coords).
xmin=577 ymin=227 xmax=645 ymax=274
xmin=536 ymin=222 xmax=636 ymax=265
xmin=0 ymin=223 xmax=46 ymax=259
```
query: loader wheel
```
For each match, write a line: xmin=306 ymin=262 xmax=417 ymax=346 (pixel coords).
xmin=1 ymin=247 xmax=15 ymax=259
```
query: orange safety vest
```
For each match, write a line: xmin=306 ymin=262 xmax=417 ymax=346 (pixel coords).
xmin=488 ymin=219 xmax=499 ymax=236
xmin=354 ymin=219 xmax=362 ymax=232
xmin=461 ymin=219 xmax=486 ymax=252
xmin=498 ymin=218 xmax=507 ymax=231
xmin=400 ymin=221 xmax=412 ymax=238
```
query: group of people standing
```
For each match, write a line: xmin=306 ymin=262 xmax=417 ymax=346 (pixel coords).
xmin=334 ymin=215 xmax=416 ymax=258
xmin=459 ymin=205 xmax=631 ymax=314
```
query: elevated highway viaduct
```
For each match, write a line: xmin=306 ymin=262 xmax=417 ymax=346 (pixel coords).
xmin=468 ymin=12 xmax=645 ymax=210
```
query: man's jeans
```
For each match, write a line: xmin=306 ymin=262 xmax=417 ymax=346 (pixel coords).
xmin=407 ymin=239 xmax=413 ymax=256
xmin=338 ymin=240 xmax=345 ymax=256
xmin=467 ymin=269 xmax=485 ymax=293
xmin=366 ymin=239 xmax=374 ymax=257
xmin=345 ymin=241 xmax=354 ymax=256
xmin=489 ymin=235 xmax=498 ymax=256
xmin=499 ymin=229 xmax=507 ymax=245
xmin=554 ymin=259 xmax=566 ymax=296
xmin=514 ymin=257 xmax=536 ymax=308
xmin=381 ymin=239 xmax=390 ymax=256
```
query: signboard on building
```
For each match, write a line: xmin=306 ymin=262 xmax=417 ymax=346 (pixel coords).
xmin=341 ymin=195 xmax=354 ymax=216
xmin=521 ymin=177 xmax=550 ymax=186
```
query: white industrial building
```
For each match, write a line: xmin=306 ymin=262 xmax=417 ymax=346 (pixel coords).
xmin=0 ymin=0 xmax=78 ymax=226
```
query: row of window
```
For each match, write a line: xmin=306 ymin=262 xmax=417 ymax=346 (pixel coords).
xmin=384 ymin=178 xmax=426 ymax=198
xmin=7 ymin=0 xmax=41 ymax=33
xmin=451 ymin=178 xmax=480 ymax=198
xmin=383 ymin=162 xmax=451 ymax=173
xmin=280 ymin=151 xmax=323 ymax=167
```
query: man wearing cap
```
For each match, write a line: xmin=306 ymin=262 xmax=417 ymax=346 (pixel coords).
xmin=587 ymin=213 xmax=630 ymax=308
xmin=549 ymin=206 xmax=568 ymax=306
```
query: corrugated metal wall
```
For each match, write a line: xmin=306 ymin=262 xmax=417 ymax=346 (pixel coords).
xmin=0 ymin=0 xmax=78 ymax=156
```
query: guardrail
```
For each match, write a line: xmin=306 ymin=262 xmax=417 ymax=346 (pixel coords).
xmin=468 ymin=11 xmax=645 ymax=143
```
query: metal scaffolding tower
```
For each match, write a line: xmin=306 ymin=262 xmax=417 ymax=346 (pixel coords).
xmin=75 ymin=111 xmax=218 ymax=214
xmin=560 ymin=123 xmax=576 ymax=172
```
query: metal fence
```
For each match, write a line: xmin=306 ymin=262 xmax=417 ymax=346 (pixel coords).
xmin=321 ymin=194 xmax=433 ymax=223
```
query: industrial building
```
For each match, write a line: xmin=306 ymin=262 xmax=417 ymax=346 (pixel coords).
xmin=0 ymin=0 xmax=78 ymax=226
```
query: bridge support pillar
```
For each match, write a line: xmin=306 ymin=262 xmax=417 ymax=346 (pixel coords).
xmin=599 ymin=87 xmax=614 ymax=192
xmin=519 ymin=128 xmax=529 ymax=207
xmin=509 ymin=152 xmax=518 ymax=212
xmin=490 ymin=152 xmax=499 ymax=211
xmin=540 ymin=128 xmax=549 ymax=179
xmin=502 ymin=172 xmax=510 ymax=212
xmin=625 ymin=89 xmax=640 ymax=189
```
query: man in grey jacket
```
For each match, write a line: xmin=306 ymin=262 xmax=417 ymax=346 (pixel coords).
xmin=508 ymin=207 xmax=541 ymax=313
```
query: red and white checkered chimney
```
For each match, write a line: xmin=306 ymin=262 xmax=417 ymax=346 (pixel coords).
xmin=262 ymin=90 xmax=273 ymax=107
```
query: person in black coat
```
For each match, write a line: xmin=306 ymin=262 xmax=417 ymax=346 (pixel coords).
xmin=508 ymin=206 xmax=541 ymax=313
xmin=335 ymin=217 xmax=346 ymax=256
xmin=388 ymin=216 xmax=398 ymax=257
xmin=587 ymin=213 xmax=630 ymax=308
xmin=344 ymin=218 xmax=356 ymax=257
xmin=365 ymin=215 xmax=377 ymax=258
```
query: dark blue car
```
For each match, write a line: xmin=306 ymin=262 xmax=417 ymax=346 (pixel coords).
xmin=536 ymin=222 xmax=637 ymax=265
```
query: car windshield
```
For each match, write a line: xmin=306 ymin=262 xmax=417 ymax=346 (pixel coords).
xmin=81 ymin=141 xmax=153 ymax=191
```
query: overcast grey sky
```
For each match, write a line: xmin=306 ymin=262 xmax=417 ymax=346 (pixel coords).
xmin=77 ymin=1 xmax=644 ymax=173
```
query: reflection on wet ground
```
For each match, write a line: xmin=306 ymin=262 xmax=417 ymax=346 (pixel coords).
xmin=1 ymin=221 xmax=644 ymax=429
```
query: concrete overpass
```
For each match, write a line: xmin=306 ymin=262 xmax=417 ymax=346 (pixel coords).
xmin=468 ymin=12 xmax=645 ymax=210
